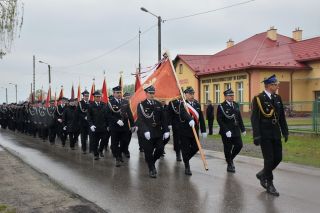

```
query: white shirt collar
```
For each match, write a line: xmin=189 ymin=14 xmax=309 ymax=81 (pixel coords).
xmin=226 ymin=100 xmax=233 ymax=106
xmin=264 ymin=90 xmax=272 ymax=99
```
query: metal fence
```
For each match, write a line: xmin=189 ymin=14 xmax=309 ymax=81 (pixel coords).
xmin=204 ymin=101 xmax=320 ymax=134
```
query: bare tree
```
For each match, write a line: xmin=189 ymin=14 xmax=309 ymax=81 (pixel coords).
xmin=0 ymin=0 xmax=24 ymax=58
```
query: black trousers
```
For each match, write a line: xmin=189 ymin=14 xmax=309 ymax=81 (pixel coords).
xmin=57 ymin=126 xmax=67 ymax=145
xmin=260 ymin=138 xmax=282 ymax=181
xmin=111 ymin=130 xmax=130 ymax=158
xmin=172 ymin=125 xmax=181 ymax=153
xmin=208 ymin=118 xmax=214 ymax=135
xmin=68 ymin=132 xmax=78 ymax=148
xmin=80 ymin=127 xmax=89 ymax=152
xmin=221 ymin=135 xmax=243 ymax=164
xmin=91 ymin=131 xmax=107 ymax=156
xmin=48 ymin=126 xmax=56 ymax=143
xmin=121 ymin=131 xmax=132 ymax=154
xmin=180 ymin=135 xmax=199 ymax=164
xmin=141 ymin=136 xmax=164 ymax=170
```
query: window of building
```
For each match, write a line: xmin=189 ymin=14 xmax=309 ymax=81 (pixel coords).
xmin=179 ymin=64 xmax=183 ymax=74
xmin=214 ymin=84 xmax=220 ymax=103
xmin=204 ymin=85 xmax=209 ymax=103
xmin=224 ymin=83 xmax=231 ymax=90
xmin=237 ymin=82 xmax=243 ymax=103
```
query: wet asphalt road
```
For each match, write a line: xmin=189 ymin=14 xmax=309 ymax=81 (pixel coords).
xmin=1 ymin=129 xmax=320 ymax=213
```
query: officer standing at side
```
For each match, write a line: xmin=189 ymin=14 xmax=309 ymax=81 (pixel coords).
xmin=251 ymin=74 xmax=288 ymax=196
xmin=217 ymin=88 xmax=245 ymax=173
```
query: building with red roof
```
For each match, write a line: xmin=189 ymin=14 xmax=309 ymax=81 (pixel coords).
xmin=174 ymin=27 xmax=320 ymax=112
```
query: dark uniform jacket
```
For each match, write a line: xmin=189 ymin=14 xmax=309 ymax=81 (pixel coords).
xmin=77 ymin=100 xmax=90 ymax=130
xmin=63 ymin=105 xmax=79 ymax=133
xmin=178 ymin=100 xmax=206 ymax=138
xmin=167 ymin=99 xmax=181 ymax=127
xmin=87 ymin=102 xmax=108 ymax=133
xmin=136 ymin=99 xmax=169 ymax=139
xmin=46 ymin=106 xmax=56 ymax=128
xmin=38 ymin=107 xmax=47 ymax=127
xmin=107 ymin=97 xmax=134 ymax=132
xmin=217 ymin=101 xmax=245 ymax=137
xmin=54 ymin=105 xmax=65 ymax=127
xmin=251 ymin=91 xmax=288 ymax=140
xmin=206 ymin=104 xmax=214 ymax=120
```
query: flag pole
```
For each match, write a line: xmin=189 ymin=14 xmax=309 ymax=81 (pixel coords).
xmin=167 ymin=52 xmax=209 ymax=171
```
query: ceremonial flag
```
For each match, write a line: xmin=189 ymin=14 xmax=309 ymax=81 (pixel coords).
xmin=101 ymin=77 xmax=109 ymax=103
xmin=119 ymin=72 xmax=123 ymax=94
xmin=77 ymin=84 xmax=81 ymax=102
xmin=134 ymin=70 xmax=142 ymax=92
xmin=58 ymin=86 xmax=64 ymax=104
xmin=71 ymin=84 xmax=75 ymax=100
xmin=45 ymin=86 xmax=51 ymax=108
xmin=38 ymin=87 xmax=43 ymax=102
xmin=89 ymin=80 xmax=95 ymax=102
xmin=130 ymin=57 xmax=180 ymax=121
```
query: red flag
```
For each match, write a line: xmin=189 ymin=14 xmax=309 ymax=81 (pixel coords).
xmin=101 ymin=77 xmax=109 ymax=103
xmin=45 ymin=86 xmax=51 ymax=108
xmin=38 ymin=88 xmax=43 ymax=102
xmin=135 ymin=71 xmax=142 ymax=92
xmin=77 ymin=84 xmax=81 ymax=102
xmin=58 ymin=86 xmax=64 ymax=105
xmin=130 ymin=58 xmax=180 ymax=121
xmin=89 ymin=81 xmax=95 ymax=102
xmin=71 ymin=84 xmax=75 ymax=99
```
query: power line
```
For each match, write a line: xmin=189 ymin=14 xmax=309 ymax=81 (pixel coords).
xmin=164 ymin=0 xmax=256 ymax=22
xmin=54 ymin=24 xmax=157 ymax=70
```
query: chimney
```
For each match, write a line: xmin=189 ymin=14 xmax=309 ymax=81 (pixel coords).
xmin=226 ymin=39 xmax=234 ymax=48
xmin=267 ymin=26 xmax=277 ymax=41
xmin=292 ymin=27 xmax=302 ymax=41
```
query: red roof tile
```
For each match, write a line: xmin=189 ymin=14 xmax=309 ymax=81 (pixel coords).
xmin=176 ymin=31 xmax=320 ymax=76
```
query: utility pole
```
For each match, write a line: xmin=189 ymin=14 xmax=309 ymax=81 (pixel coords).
xmin=139 ymin=29 xmax=141 ymax=75
xmin=33 ymin=55 xmax=35 ymax=96
xmin=5 ymin=88 xmax=8 ymax=104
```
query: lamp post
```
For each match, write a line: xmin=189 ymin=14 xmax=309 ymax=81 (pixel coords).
xmin=39 ymin=60 xmax=51 ymax=84
xmin=9 ymin=83 xmax=17 ymax=103
xmin=140 ymin=7 xmax=162 ymax=62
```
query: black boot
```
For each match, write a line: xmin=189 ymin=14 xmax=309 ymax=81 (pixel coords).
xmin=176 ymin=151 xmax=182 ymax=162
xmin=184 ymin=162 xmax=192 ymax=176
xmin=99 ymin=151 xmax=104 ymax=158
xmin=256 ymin=170 xmax=267 ymax=189
xmin=115 ymin=158 xmax=121 ymax=167
xmin=266 ymin=181 xmax=280 ymax=196
xmin=227 ymin=162 xmax=235 ymax=173
xmin=149 ymin=169 xmax=156 ymax=178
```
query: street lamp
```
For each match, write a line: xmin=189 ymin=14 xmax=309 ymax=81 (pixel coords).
xmin=9 ymin=83 xmax=17 ymax=103
xmin=140 ymin=7 xmax=162 ymax=62
xmin=39 ymin=60 xmax=51 ymax=84
xmin=0 ymin=87 xmax=8 ymax=104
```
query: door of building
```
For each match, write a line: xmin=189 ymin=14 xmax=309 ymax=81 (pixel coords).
xmin=278 ymin=81 xmax=290 ymax=103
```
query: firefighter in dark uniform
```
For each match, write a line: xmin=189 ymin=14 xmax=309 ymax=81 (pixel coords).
xmin=160 ymin=100 xmax=170 ymax=158
xmin=29 ymin=103 xmax=38 ymax=137
xmin=107 ymin=86 xmax=135 ymax=167
xmin=39 ymin=102 xmax=49 ymax=142
xmin=136 ymin=85 xmax=169 ymax=178
xmin=77 ymin=90 xmax=90 ymax=154
xmin=47 ymin=100 xmax=56 ymax=144
xmin=87 ymin=91 xmax=109 ymax=160
xmin=63 ymin=98 xmax=79 ymax=149
xmin=251 ymin=74 xmax=289 ymax=196
xmin=179 ymin=87 xmax=207 ymax=176
xmin=206 ymin=100 xmax=214 ymax=135
xmin=0 ymin=103 xmax=8 ymax=129
xmin=122 ymin=92 xmax=134 ymax=158
xmin=168 ymin=98 xmax=182 ymax=161
xmin=55 ymin=97 xmax=68 ymax=146
xmin=217 ymin=88 xmax=246 ymax=173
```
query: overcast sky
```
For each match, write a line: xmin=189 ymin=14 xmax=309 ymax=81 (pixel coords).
xmin=0 ymin=0 xmax=319 ymax=103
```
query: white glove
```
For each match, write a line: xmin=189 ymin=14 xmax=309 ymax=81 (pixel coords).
xmin=90 ymin=125 xmax=96 ymax=132
xmin=63 ymin=126 xmax=67 ymax=131
xmin=84 ymin=116 xmax=87 ymax=120
xmin=144 ymin=131 xmax=151 ymax=140
xmin=189 ymin=120 xmax=195 ymax=128
xmin=107 ymin=127 xmax=110 ymax=131
xmin=163 ymin=132 xmax=170 ymax=140
xmin=130 ymin=126 xmax=137 ymax=133
xmin=242 ymin=131 xmax=246 ymax=136
xmin=168 ymin=125 xmax=172 ymax=130
xmin=226 ymin=131 xmax=232 ymax=138
xmin=117 ymin=120 xmax=124 ymax=126
xmin=201 ymin=132 xmax=207 ymax=139
xmin=57 ymin=118 xmax=62 ymax=123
